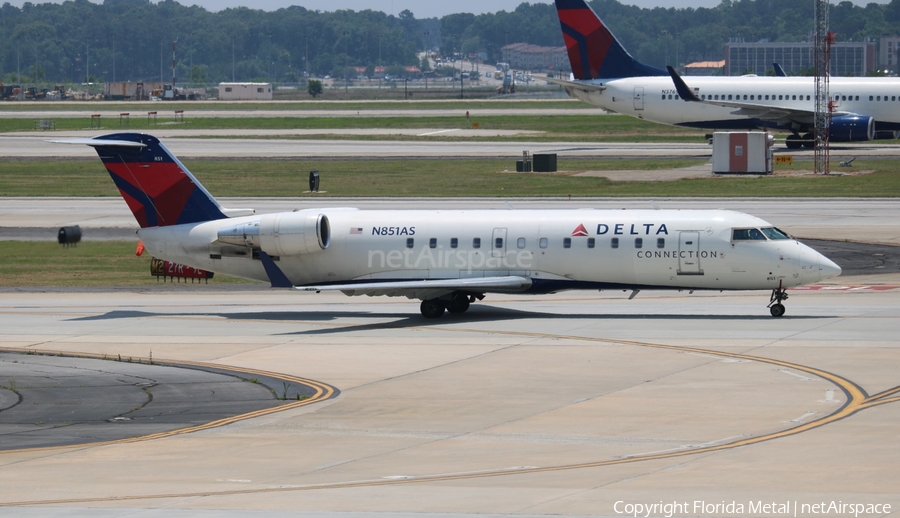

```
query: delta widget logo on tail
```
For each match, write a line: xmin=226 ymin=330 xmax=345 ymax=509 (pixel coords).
xmin=571 ymin=224 xmax=589 ymax=236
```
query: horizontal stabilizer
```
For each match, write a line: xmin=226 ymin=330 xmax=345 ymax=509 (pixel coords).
xmin=50 ymin=138 xmax=147 ymax=148
xmin=543 ymin=76 xmax=607 ymax=92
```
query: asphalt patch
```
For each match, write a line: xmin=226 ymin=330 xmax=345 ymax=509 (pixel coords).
xmin=0 ymin=352 xmax=318 ymax=451
xmin=802 ymin=240 xmax=900 ymax=276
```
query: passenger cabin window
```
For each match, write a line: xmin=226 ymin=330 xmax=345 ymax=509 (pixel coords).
xmin=611 ymin=237 xmax=619 ymax=249
xmin=495 ymin=237 xmax=504 ymax=249
xmin=657 ymin=238 xmax=665 ymax=249
xmin=517 ymin=237 xmax=526 ymax=249
xmin=406 ymin=238 xmax=414 ymax=248
xmin=634 ymin=238 xmax=643 ymax=249
xmin=429 ymin=238 xmax=437 ymax=249
xmin=563 ymin=237 xmax=572 ymax=249
xmin=540 ymin=237 xmax=548 ymax=249
xmin=587 ymin=237 xmax=596 ymax=248
xmin=451 ymin=238 xmax=458 ymax=249
xmin=473 ymin=238 xmax=481 ymax=249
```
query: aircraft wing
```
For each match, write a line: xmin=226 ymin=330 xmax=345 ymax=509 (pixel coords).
xmin=296 ymin=275 xmax=533 ymax=300
xmin=666 ymin=66 xmax=854 ymax=125
xmin=543 ymin=76 xmax=607 ymax=92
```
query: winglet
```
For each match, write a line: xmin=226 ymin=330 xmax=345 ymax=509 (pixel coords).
xmin=257 ymin=250 xmax=293 ymax=288
xmin=667 ymin=66 xmax=702 ymax=102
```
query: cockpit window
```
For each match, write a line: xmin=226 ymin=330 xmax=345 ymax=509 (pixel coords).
xmin=732 ymin=228 xmax=767 ymax=241
xmin=761 ymin=227 xmax=790 ymax=240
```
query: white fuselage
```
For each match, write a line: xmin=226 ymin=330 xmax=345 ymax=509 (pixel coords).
xmin=138 ymin=208 xmax=837 ymax=294
xmin=568 ymin=75 xmax=900 ymax=129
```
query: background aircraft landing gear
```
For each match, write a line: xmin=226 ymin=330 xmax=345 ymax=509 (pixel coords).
xmin=420 ymin=299 xmax=445 ymax=318
xmin=785 ymin=134 xmax=802 ymax=149
xmin=768 ymin=287 xmax=789 ymax=317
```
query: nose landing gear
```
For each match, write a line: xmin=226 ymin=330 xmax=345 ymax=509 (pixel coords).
xmin=768 ymin=286 xmax=789 ymax=317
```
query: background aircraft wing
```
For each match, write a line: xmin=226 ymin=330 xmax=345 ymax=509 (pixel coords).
xmin=296 ymin=275 xmax=532 ymax=300
xmin=666 ymin=66 xmax=855 ymax=125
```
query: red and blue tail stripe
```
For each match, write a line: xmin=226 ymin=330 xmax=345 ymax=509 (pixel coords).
xmin=555 ymin=0 xmax=665 ymax=80
xmin=90 ymin=133 xmax=227 ymax=228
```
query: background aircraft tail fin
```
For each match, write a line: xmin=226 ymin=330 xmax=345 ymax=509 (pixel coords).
xmin=83 ymin=133 xmax=227 ymax=228
xmin=554 ymin=0 xmax=666 ymax=80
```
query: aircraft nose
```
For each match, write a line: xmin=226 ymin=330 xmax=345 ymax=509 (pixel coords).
xmin=818 ymin=255 xmax=842 ymax=280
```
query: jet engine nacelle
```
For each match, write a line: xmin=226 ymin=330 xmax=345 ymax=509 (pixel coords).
xmin=217 ymin=210 xmax=330 ymax=257
xmin=830 ymin=115 xmax=874 ymax=142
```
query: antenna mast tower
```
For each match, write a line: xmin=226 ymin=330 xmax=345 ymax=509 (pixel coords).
xmin=814 ymin=0 xmax=833 ymax=175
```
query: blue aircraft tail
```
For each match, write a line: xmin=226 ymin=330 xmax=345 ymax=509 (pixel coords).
xmin=86 ymin=133 xmax=227 ymax=228
xmin=554 ymin=0 xmax=666 ymax=80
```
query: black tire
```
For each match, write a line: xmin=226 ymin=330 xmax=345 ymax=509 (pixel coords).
xmin=785 ymin=135 xmax=802 ymax=150
xmin=802 ymin=133 xmax=815 ymax=149
xmin=447 ymin=296 xmax=471 ymax=314
xmin=770 ymin=303 xmax=786 ymax=317
xmin=420 ymin=299 xmax=445 ymax=318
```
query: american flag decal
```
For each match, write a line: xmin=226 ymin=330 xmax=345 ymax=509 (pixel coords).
xmin=350 ymin=227 xmax=363 ymax=234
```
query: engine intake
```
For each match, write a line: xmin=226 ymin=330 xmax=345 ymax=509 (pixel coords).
xmin=217 ymin=211 xmax=330 ymax=256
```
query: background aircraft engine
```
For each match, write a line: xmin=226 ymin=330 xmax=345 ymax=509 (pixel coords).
xmin=217 ymin=211 xmax=330 ymax=257
xmin=830 ymin=115 xmax=875 ymax=142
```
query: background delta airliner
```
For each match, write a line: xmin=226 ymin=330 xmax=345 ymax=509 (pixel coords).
xmin=552 ymin=0 xmax=900 ymax=148
xmin=58 ymin=133 xmax=840 ymax=318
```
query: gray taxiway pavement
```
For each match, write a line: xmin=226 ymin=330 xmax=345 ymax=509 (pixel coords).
xmin=0 ymin=282 xmax=898 ymax=515
xmin=3 ymin=131 xmax=899 ymax=159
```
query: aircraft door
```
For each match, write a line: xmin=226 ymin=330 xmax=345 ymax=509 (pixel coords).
xmin=633 ymin=87 xmax=645 ymax=111
xmin=677 ymin=231 xmax=703 ymax=275
xmin=492 ymin=228 xmax=507 ymax=258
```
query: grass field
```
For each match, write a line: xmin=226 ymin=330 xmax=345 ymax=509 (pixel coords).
xmin=0 ymin=241 xmax=256 ymax=287
xmin=1 ymin=157 xmax=898 ymax=197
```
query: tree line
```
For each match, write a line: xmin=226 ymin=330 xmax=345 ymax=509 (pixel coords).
xmin=2 ymin=0 xmax=899 ymax=86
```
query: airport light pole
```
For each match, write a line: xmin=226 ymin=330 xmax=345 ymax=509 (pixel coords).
xmin=231 ymin=36 xmax=235 ymax=82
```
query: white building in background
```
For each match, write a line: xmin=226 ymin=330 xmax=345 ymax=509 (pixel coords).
xmin=218 ymin=82 xmax=273 ymax=100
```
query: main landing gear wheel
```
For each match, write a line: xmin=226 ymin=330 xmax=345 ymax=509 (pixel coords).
xmin=420 ymin=299 xmax=446 ymax=318
xmin=768 ymin=286 xmax=789 ymax=317
xmin=447 ymin=294 xmax=471 ymax=314
xmin=785 ymin=134 xmax=802 ymax=150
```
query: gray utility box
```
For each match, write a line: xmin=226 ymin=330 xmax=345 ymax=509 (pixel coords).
xmin=711 ymin=132 xmax=774 ymax=174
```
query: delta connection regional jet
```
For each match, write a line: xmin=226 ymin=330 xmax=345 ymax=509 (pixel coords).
xmin=551 ymin=0 xmax=900 ymax=148
xmin=57 ymin=133 xmax=840 ymax=318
